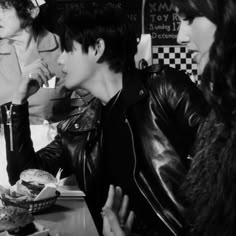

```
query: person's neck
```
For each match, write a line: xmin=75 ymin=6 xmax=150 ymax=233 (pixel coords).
xmin=87 ymin=66 xmax=123 ymax=105
xmin=10 ymin=27 xmax=36 ymax=51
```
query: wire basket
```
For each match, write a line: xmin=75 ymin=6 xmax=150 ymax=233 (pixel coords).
xmin=1 ymin=191 xmax=60 ymax=214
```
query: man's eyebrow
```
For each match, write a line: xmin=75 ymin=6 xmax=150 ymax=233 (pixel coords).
xmin=177 ymin=9 xmax=186 ymax=16
xmin=176 ymin=11 xmax=186 ymax=19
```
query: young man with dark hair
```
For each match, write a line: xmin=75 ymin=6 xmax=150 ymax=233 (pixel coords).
xmin=2 ymin=3 xmax=208 ymax=235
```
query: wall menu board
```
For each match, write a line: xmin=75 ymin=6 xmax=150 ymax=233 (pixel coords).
xmin=50 ymin=0 xmax=180 ymax=46
xmin=144 ymin=0 xmax=180 ymax=45
xmin=125 ymin=0 xmax=142 ymax=35
xmin=53 ymin=0 xmax=142 ymax=36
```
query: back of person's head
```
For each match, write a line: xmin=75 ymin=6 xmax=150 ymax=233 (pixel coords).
xmin=0 ymin=0 xmax=48 ymax=32
xmin=59 ymin=3 xmax=138 ymax=73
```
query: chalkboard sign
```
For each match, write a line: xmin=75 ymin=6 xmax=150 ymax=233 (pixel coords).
xmin=53 ymin=0 xmax=142 ymax=36
xmin=144 ymin=0 xmax=180 ymax=45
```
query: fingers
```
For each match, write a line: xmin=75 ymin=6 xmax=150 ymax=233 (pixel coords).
xmin=103 ymin=185 xmax=115 ymax=209
xmin=102 ymin=185 xmax=134 ymax=236
xmin=118 ymin=194 xmax=129 ymax=225
xmin=102 ymin=208 xmax=124 ymax=236
xmin=124 ymin=211 xmax=135 ymax=234
xmin=113 ymin=186 xmax=122 ymax=213
xmin=23 ymin=58 xmax=53 ymax=88
xmin=28 ymin=71 xmax=48 ymax=88
xmin=103 ymin=185 xmax=123 ymax=213
xmin=102 ymin=208 xmax=134 ymax=236
xmin=102 ymin=211 xmax=113 ymax=236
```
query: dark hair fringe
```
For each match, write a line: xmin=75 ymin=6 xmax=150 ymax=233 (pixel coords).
xmin=59 ymin=3 xmax=138 ymax=74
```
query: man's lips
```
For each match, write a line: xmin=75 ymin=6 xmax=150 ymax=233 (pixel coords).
xmin=188 ymin=50 xmax=199 ymax=63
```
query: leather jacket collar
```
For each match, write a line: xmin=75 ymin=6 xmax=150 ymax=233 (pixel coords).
xmin=120 ymin=69 xmax=148 ymax=108
xmin=58 ymin=98 xmax=101 ymax=133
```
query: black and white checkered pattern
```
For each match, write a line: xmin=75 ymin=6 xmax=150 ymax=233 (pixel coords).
xmin=152 ymin=46 xmax=199 ymax=84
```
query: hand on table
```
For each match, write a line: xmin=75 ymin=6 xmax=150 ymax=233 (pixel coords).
xmin=102 ymin=185 xmax=134 ymax=236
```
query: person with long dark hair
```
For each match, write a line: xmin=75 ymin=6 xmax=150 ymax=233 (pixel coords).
xmin=173 ymin=0 xmax=236 ymax=235
xmin=103 ymin=0 xmax=236 ymax=235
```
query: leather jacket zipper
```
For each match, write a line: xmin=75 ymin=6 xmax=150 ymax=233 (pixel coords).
xmin=83 ymin=150 xmax=87 ymax=192
xmin=5 ymin=104 xmax=13 ymax=151
xmin=125 ymin=118 xmax=177 ymax=236
xmin=83 ymin=132 xmax=92 ymax=192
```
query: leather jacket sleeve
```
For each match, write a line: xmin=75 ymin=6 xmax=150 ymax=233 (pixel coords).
xmin=147 ymin=65 xmax=209 ymax=160
xmin=132 ymin=66 xmax=209 ymax=233
xmin=1 ymin=102 xmax=73 ymax=185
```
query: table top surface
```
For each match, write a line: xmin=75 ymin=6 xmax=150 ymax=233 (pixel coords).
xmin=34 ymin=197 xmax=99 ymax=236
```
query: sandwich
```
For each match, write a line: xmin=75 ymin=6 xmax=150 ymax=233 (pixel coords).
xmin=16 ymin=169 xmax=57 ymax=199
xmin=0 ymin=206 xmax=36 ymax=235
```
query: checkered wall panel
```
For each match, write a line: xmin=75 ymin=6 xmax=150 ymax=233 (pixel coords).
xmin=152 ymin=46 xmax=199 ymax=84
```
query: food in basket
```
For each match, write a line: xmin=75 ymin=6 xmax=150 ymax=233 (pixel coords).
xmin=0 ymin=169 xmax=61 ymax=213
xmin=0 ymin=206 xmax=36 ymax=235
xmin=16 ymin=169 xmax=57 ymax=199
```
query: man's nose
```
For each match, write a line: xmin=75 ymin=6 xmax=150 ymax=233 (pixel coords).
xmin=177 ymin=22 xmax=190 ymax=45
xmin=57 ymin=51 xmax=66 ymax=65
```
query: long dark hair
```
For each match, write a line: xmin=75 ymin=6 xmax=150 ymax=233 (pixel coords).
xmin=172 ymin=0 xmax=236 ymax=235
xmin=202 ymin=0 xmax=236 ymax=125
xmin=173 ymin=0 xmax=236 ymax=124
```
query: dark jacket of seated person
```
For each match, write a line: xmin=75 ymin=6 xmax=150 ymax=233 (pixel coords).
xmin=1 ymin=65 xmax=209 ymax=236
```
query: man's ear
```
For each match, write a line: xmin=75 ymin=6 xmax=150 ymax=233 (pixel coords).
xmin=94 ymin=38 xmax=105 ymax=61
xmin=30 ymin=6 xmax=40 ymax=19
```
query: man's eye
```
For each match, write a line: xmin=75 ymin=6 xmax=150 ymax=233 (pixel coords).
xmin=182 ymin=16 xmax=194 ymax=24
xmin=178 ymin=13 xmax=194 ymax=24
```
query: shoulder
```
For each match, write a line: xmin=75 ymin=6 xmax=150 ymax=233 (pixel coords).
xmin=57 ymin=98 xmax=101 ymax=133
xmin=144 ymin=64 xmax=190 ymax=83
xmin=143 ymin=64 xmax=193 ymax=93
xmin=37 ymin=28 xmax=61 ymax=52
xmin=38 ymin=28 xmax=60 ymax=41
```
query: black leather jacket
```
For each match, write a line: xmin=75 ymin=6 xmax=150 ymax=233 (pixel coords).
xmin=1 ymin=65 xmax=209 ymax=235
